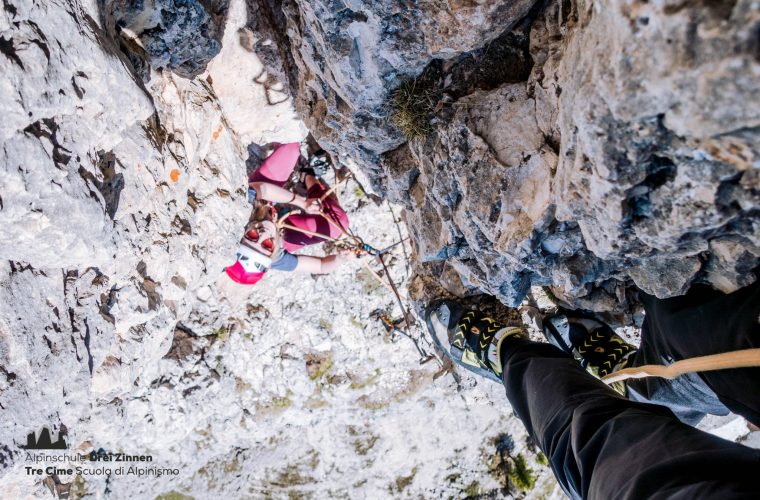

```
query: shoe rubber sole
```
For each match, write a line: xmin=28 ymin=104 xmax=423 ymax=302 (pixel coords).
xmin=424 ymin=300 xmax=503 ymax=383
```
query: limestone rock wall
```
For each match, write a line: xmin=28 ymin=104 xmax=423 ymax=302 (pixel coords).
xmin=0 ymin=1 xmax=561 ymax=498
xmin=254 ymin=0 xmax=760 ymax=308
xmin=270 ymin=0 xmax=540 ymax=171
xmin=99 ymin=0 xmax=230 ymax=79
xmin=1 ymin=0 xmax=247 ymax=493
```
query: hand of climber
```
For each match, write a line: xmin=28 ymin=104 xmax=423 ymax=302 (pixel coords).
xmin=301 ymin=197 xmax=322 ymax=215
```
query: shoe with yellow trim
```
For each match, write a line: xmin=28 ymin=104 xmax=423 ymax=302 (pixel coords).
xmin=425 ymin=300 xmax=523 ymax=383
xmin=543 ymin=312 xmax=636 ymax=379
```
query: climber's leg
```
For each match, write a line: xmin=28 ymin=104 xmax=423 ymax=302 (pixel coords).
xmin=501 ymin=336 xmax=760 ymax=499
xmin=626 ymin=272 xmax=760 ymax=427
xmin=249 ymin=142 xmax=302 ymax=186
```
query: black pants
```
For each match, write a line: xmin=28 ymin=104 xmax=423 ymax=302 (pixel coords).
xmin=500 ymin=278 xmax=760 ymax=499
xmin=628 ymin=278 xmax=760 ymax=426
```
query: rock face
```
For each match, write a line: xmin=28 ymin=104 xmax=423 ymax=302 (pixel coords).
xmin=260 ymin=0 xmax=540 ymax=170
xmin=1 ymin=0 xmax=759 ymax=498
xmin=0 ymin=0 xmax=559 ymax=498
xmin=100 ymin=0 xmax=230 ymax=79
xmin=254 ymin=0 xmax=760 ymax=308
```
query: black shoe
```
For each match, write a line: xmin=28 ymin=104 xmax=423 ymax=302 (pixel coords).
xmin=292 ymin=152 xmax=330 ymax=182
xmin=543 ymin=312 xmax=636 ymax=378
xmin=308 ymin=150 xmax=330 ymax=177
xmin=425 ymin=300 xmax=523 ymax=383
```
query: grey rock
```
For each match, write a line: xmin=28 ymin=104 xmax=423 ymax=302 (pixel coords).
xmin=702 ymin=236 xmax=760 ymax=293
xmin=102 ymin=0 xmax=229 ymax=79
xmin=628 ymin=255 xmax=703 ymax=299
xmin=250 ymin=0 xmax=539 ymax=171
xmin=262 ymin=0 xmax=760 ymax=308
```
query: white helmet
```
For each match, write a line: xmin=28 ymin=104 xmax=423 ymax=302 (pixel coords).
xmin=235 ymin=243 xmax=272 ymax=273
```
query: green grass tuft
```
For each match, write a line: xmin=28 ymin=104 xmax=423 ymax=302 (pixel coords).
xmin=391 ymin=467 xmax=418 ymax=493
xmin=463 ymin=480 xmax=480 ymax=497
xmin=309 ymin=358 xmax=334 ymax=381
xmin=155 ymin=492 xmax=194 ymax=500
xmin=350 ymin=368 xmax=382 ymax=390
xmin=508 ymin=454 xmax=537 ymax=491
xmin=212 ymin=326 xmax=229 ymax=342
xmin=386 ymin=77 xmax=437 ymax=141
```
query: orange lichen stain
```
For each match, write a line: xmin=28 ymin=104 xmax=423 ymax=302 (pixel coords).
xmin=169 ymin=169 xmax=181 ymax=183
xmin=212 ymin=125 xmax=223 ymax=142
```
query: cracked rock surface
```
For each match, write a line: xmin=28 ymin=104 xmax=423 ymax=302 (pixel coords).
xmin=0 ymin=0 xmax=560 ymax=498
xmin=1 ymin=0 xmax=759 ymax=498
xmin=254 ymin=0 xmax=760 ymax=309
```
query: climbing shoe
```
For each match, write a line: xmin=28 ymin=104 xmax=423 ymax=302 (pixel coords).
xmin=307 ymin=150 xmax=330 ymax=177
xmin=425 ymin=300 xmax=523 ymax=383
xmin=543 ymin=312 xmax=636 ymax=378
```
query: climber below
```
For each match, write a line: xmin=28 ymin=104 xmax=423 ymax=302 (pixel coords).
xmin=425 ymin=272 xmax=760 ymax=498
xmin=225 ymin=142 xmax=353 ymax=285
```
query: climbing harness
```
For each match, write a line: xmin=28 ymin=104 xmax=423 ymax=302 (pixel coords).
xmin=601 ymin=348 xmax=760 ymax=385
